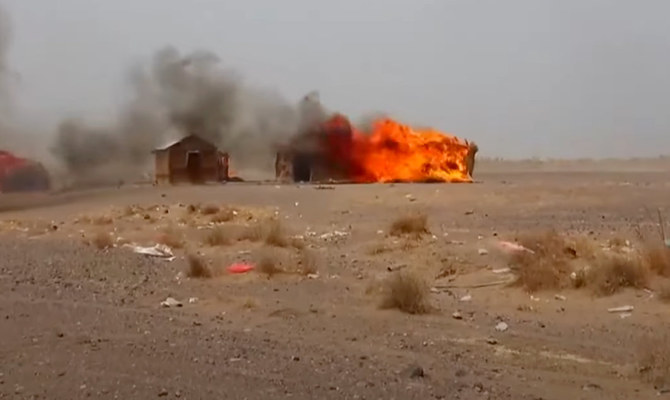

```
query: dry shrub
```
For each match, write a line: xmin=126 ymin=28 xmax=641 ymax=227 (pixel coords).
xmin=91 ymin=231 xmax=114 ymax=249
xmin=638 ymin=333 xmax=670 ymax=388
xmin=186 ymin=204 xmax=198 ymax=214
xmin=186 ymin=254 xmax=212 ymax=278
xmin=242 ymin=298 xmax=258 ymax=309
xmin=588 ymin=254 xmax=649 ymax=296
xmin=368 ymin=243 xmax=391 ymax=255
xmin=389 ymin=214 xmax=429 ymax=237
xmin=157 ymin=226 xmax=184 ymax=249
xmin=211 ymin=208 xmax=236 ymax=223
xmin=204 ymin=226 xmax=234 ymax=246
xmin=509 ymin=232 xmax=577 ymax=292
xmin=264 ymin=219 xmax=288 ymax=247
xmin=200 ymin=204 xmax=220 ymax=215
xmin=380 ymin=272 xmax=432 ymax=314
xmin=238 ymin=224 xmax=264 ymax=242
xmin=642 ymin=244 xmax=670 ymax=277
xmin=657 ymin=281 xmax=670 ymax=303
xmin=256 ymin=248 xmax=283 ymax=277
xmin=91 ymin=215 xmax=113 ymax=225
xmin=299 ymin=249 xmax=319 ymax=275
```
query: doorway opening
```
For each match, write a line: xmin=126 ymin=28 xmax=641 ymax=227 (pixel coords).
xmin=186 ymin=151 xmax=203 ymax=183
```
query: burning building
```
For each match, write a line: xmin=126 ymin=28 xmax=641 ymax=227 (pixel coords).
xmin=0 ymin=150 xmax=51 ymax=193
xmin=276 ymin=106 xmax=478 ymax=184
xmin=152 ymin=135 xmax=229 ymax=185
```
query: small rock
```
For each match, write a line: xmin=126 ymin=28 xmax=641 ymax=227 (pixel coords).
xmin=158 ymin=389 xmax=169 ymax=397
xmin=160 ymin=297 xmax=183 ymax=308
xmin=491 ymin=268 xmax=511 ymax=274
xmin=452 ymin=311 xmax=463 ymax=320
xmin=495 ymin=322 xmax=509 ymax=332
xmin=582 ymin=383 xmax=603 ymax=391
xmin=619 ymin=313 xmax=632 ymax=319
xmin=409 ymin=366 xmax=425 ymax=378
xmin=291 ymin=356 xmax=300 ymax=361
xmin=460 ymin=294 xmax=472 ymax=302
xmin=554 ymin=294 xmax=567 ymax=301
xmin=188 ymin=297 xmax=199 ymax=304
xmin=478 ymin=248 xmax=489 ymax=256
xmin=486 ymin=338 xmax=498 ymax=345
xmin=307 ymin=273 xmax=319 ymax=279
xmin=464 ymin=210 xmax=474 ymax=215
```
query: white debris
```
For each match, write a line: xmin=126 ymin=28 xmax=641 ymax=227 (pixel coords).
xmin=124 ymin=243 xmax=175 ymax=260
xmin=460 ymin=294 xmax=472 ymax=302
xmin=608 ymin=305 xmax=634 ymax=313
xmin=188 ymin=297 xmax=199 ymax=304
xmin=307 ymin=273 xmax=319 ymax=279
xmin=452 ymin=311 xmax=463 ymax=320
xmin=160 ymin=297 xmax=182 ymax=308
xmin=492 ymin=268 xmax=511 ymax=274
xmin=554 ymin=294 xmax=567 ymax=301
xmin=498 ymin=240 xmax=535 ymax=254
xmin=619 ymin=313 xmax=632 ymax=319
xmin=377 ymin=230 xmax=384 ymax=235
xmin=495 ymin=322 xmax=509 ymax=332
xmin=478 ymin=248 xmax=489 ymax=256
xmin=319 ymin=230 xmax=349 ymax=241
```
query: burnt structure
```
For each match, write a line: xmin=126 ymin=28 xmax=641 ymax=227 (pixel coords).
xmin=152 ymin=135 xmax=229 ymax=185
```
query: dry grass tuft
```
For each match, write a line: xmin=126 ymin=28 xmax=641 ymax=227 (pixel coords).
xmin=241 ymin=297 xmax=258 ymax=309
xmin=588 ymin=254 xmax=649 ymax=296
xmin=186 ymin=204 xmax=198 ymax=214
xmin=389 ymin=214 xmax=429 ymax=237
xmin=204 ymin=226 xmax=235 ymax=247
xmin=186 ymin=254 xmax=212 ymax=278
xmin=238 ymin=224 xmax=265 ymax=242
xmin=638 ymin=333 xmax=670 ymax=388
xmin=200 ymin=204 xmax=220 ymax=215
xmin=256 ymin=248 xmax=283 ymax=277
xmin=157 ymin=226 xmax=185 ymax=249
xmin=368 ymin=243 xmax=391 ymax=255
xmin=91 ymin=215 xmax=113 ymax=225
xmin=380 ymin=272 xmax=432 ymax=314
xmin=264 ymin=219 xmax=289 ymax=247
xmin=299 ymin=249 xmax=319 ymax=275
xmin=211 ymin=208 xmax=236 ymax=223
xmin=642 ymin=244 xmax=670 ymax=277
xmin=508 ymin=231 xmax=602 ymax=292
xmin=91 ymin=231 xmax=114 ymax=249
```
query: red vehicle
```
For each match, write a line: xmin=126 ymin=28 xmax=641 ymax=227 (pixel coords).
xmin=0 ymin=150 xmax=50 ymax=193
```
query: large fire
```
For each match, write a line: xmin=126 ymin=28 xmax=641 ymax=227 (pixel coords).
xmin=319 ymin=114 xmax=476 ymax=183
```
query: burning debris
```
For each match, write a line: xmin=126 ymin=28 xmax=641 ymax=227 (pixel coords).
xmin=276 ymin=95 xmax=478 ymax=183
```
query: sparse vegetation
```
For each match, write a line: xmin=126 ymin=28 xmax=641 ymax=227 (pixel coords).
xmin=157 ymin=226 xmax=184 ymax=249
xmin=256 ymin=248 xmax=283 ymax=277
xmin=643 ymin=244 xmax=670 ymax=277
xmin=264 ymin=219 xmax=288 ymax=247
xmin=380 ymin=271 xmax=432 ymax=314
xmin=91 ymin=231 xmax=114 ymax=249
xmin=211 ymin=208 xmax=236 ymax=223
xmin=589 ymin=254 xmax=649 ymax=296
xmin=186 ymin=254 xmax=212 ymax=278
xmin=200 ymin=204 xmax=220 ymax=215
xmin=657 ymin=281 xmax=670 ymax=303
xmin=299 ymin=249 xmax=319 ymax=275
xmin=241 ymin=298 xmax=258 ymax=309
xmin=204 ymin=226 xmax=234 ymax=246
xmin=389 ymin=214 xmax=429 ymax=237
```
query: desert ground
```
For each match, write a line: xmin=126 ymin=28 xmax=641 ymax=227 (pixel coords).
xmin=2 ymin=164 xmax=670 ymax=399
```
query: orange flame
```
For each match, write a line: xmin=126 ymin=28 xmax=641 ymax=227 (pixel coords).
xmin=319 ymin=115 xmax=475 ymax=183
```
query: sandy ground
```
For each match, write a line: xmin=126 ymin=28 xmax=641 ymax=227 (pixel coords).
xmin=2 ymin=169 xmax=670 ymax=399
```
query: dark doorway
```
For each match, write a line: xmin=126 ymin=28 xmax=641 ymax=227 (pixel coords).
xmin=292 ymin=153 xmax=312 ymax=182
xmin=186 ymin=151 xmax=203 ymax=183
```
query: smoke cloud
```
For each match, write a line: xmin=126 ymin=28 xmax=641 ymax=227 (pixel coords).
xmin=52 ymin=46 xmax=306 ymax=181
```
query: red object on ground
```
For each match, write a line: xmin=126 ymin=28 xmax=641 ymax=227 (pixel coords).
xmin=0 ymin=150 xmax=50 ymax=193
xmin=227 ymin=262 xmax=255 ymax=274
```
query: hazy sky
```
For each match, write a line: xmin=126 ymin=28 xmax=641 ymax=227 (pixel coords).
xmin=2 ymin=0 xmax=669 ymax=158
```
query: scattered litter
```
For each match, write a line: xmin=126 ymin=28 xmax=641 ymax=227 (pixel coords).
xmin=464 ymin=210 xmax=474 ymax=215
xmin=319 ymin=230 xmax=349 ymax=241
xmin=307 ymin=273 xmax=319 ymax=279
xmin=315 ymin=185 xmax=335 ymax=190
xmin=530 ymin=295 xmax=541 ymax=302
xmin=376 ymin=230 xmax=384 ymax=235
xmin=124 ymin=243 xmax=174 ymax=260
xmin=554 ymin=294 xmax=567 ymax=301
xmin=188 ymin=297 xmax=199 ymax=304
xmin=387 ymin=264 xmax=407 ymax=272
xmin=477 ymin=235 xmax=484 ymax=240
xmin=607 ymin=305 xmax=634 ymax=313
xmin=491 ymin=268 xmax=511 ymax=274
xmin=495 ymin=322 xmax=509 ymax=332
xmin=228 ymin=263 xmax=255 ymax=274
xmin=448 ymin=240 xmax=465 ymax=245
xmin=498 ymin=240 xmax=535 ymax=254
xmin=460 ymin=294 xmax=472 ymax=302
xmin=452 ymin=311 xmax=463 ymax=320
xmin=478 ymin=248 xmax=489 ymax=256
xmin=160 ymin=297 xmax=182 ymax=308
xmin=619 ymin=313 xmax=632 ymax=319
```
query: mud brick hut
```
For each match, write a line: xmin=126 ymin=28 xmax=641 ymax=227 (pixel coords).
xmin=152 ymin=135 xmax=229 ymax=184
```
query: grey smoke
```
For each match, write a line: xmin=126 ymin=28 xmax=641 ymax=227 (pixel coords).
xmin=52 ymin=45 xmax=305 ymax=177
